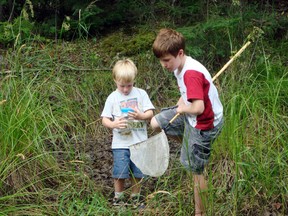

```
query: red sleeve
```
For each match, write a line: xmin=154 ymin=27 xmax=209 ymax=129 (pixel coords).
xmin=184 ymin=70 xmax=204 ymax=102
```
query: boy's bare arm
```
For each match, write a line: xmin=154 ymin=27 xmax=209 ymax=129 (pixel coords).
xmin=177 ymin=97 xmax=185 ymax=106
xmin=129 ymin=108 xmax=153 ymax=121
xmin=102 ymin=117 xmax=127 ymax=129
xmin=177 ymin=99 xmax=204 ymax=116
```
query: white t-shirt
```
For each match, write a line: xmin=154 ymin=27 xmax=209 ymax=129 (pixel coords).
xmin=174 ymin=56 xmax=223 ymax=130
xmin=101 ymin=87 xmax=155 ymax=149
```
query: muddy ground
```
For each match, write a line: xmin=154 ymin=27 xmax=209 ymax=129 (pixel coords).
xmin=83 ymin=134 xmax=181 ymax=199
xmin=67 ymin=134 xmax=286 ymax=216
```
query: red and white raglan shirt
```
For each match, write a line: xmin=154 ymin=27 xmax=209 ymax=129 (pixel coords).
xmin=174 ymin=56 xmax=223 ymax=130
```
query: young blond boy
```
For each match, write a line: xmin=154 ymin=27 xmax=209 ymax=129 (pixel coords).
xmin=101 ymin=59 xmax=154 ymax=206
xmin=150 ymin=28 xmax=224 ymax=215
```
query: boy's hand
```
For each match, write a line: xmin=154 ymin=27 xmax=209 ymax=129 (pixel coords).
xmin=176 ymin=104 xmax=185 ymax=114
xmin=114 ymin=117 xmax=128 ymax=129
xmin=128 ymin=107 xmax=143 ymax=120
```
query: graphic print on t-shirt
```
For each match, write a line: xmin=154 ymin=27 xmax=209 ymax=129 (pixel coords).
xmin=120 ymin=98 xmax=138 ymax=109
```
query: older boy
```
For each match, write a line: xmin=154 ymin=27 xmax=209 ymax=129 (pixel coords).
xmin=150 ymin=28 xmax=224 ymax=216
xmin=101 ymin=59 xmax=154 ymax=206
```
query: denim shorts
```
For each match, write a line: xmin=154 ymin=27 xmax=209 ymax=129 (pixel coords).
xmin=154 ymin=106 xmax=224 ymax=174
xmin=112 ymin=149 xmax=144 ymax=179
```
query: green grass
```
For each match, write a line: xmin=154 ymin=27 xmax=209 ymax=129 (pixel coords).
xmin=0 ymin=64 xmax=112 ymax=215
xmin=0 ymin=6 xmax=288 ymax=216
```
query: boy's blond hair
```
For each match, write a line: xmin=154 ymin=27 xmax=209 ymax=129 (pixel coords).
xmin=152 ymin=28 xmax=185 ymax=58
xmin=112 ymin=59 xmax=138 ymax=83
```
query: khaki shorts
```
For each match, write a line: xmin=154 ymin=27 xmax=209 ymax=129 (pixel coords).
xmin=154 ymin=106 xmax=224 ymax=174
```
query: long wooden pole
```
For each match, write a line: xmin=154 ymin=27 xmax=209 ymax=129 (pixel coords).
xmin=212 ymin=41 xmax=251 ymax=82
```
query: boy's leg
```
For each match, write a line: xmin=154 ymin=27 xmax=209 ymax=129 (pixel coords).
xmin=114 ymin=178 xmax=125 ymax=193
xmin=129 ymin=177 xmax=145 ymax=209
xmin=128 ymin=158 xmax=146 ymax=208
xmin=129 ymin=156 xmax=144 ymax=196
xmin=150 ymin=106 xmax=184 ymax=140
xmin=130 ymin=177 xmax=141 ymax=195
xmin=112 ymin=149 xmax=131 ymax=204
xmin=181 ymin=119 xmax=224 ymax=215
xmin=112 ymin=178 xmax=126 ymax=206
xmin=150 ymin=117 xmax=161 ymax=131
xmin=194 ymin=174 xmax=207 ymax=216
xmin=151 ymin=116 xmax=182 ymax=142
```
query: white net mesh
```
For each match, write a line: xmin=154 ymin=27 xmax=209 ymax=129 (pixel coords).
xmin=129 ymin=130 xmax=169 ymax=177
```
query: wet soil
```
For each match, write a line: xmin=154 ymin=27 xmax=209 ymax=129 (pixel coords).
xmin=83 ymin=134 xmax=180 ymax=198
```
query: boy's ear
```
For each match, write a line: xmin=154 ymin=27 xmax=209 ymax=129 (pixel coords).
xmin=178 ymin=49 xmax=184 ymax=56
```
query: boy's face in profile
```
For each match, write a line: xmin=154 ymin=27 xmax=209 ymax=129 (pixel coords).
xmin=158 ymin=50 xmax=184 ymax=72
xmin=115 ymin=81 xmax=134 ymax=95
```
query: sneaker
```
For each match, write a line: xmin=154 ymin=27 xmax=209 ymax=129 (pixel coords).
xmin=112 ymin=197 xmax=126 ymax=206
xmin=127 ymin=195 xmax=145 ymax=209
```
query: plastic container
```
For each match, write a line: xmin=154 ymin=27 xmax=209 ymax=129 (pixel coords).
xmin=119 ymin=107 xmax=134 ymax=135
xmin=120 ymin=107 xmax=134 ymax=114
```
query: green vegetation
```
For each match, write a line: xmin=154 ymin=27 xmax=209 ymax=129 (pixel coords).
xmin=0 ymin=0 xmax=287 ymax=215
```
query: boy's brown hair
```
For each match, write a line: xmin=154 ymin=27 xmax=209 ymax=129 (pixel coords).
xmin=152 ymin=28 xmax=186 ymax=58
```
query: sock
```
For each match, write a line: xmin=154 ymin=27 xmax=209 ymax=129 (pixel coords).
xmin=114 ymin=192 xmax=124 ymax=199
xmin=130 ymin=193 xmax=140 ymax=198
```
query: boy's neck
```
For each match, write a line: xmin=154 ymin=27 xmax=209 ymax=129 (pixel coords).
xmin=177 ymin=55 xmax=187 ymax=74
